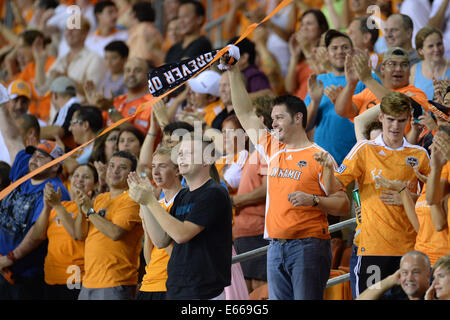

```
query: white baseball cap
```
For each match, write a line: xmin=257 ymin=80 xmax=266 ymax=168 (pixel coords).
xmin=188 ymin=70 xmax=221 ymax=97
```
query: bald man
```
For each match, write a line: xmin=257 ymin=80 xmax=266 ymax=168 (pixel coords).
xmin=357 ymin=250 xmax=432 ymax=300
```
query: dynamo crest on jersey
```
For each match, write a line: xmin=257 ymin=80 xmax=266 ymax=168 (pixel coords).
xmin=405 ymin=156 xmax=419 ymax=168
xmin=297 ymin=160 xmax=307 ymax=169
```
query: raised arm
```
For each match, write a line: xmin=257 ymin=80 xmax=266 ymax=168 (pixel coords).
xmin=426 ymin=143 xmax=448 ymax=206
xmin=138 ymin=109 xmax=159 ymax=174
xmin=229 ymin=64 xmax=266 ymax=147
xmin=0 ymin=99 xmax=25 ymax=163
xmin=334 ymin=54 xmax=360 ymax=119
xmin=306 ymin=74 xmax=324 ymax=131
xmin=128 ymin=173 xmax=173 ymax=248
xmin=353 ymin=52 xmax=390 ymax=101
xmin=354 ymin=103 xmax=381 ymax=141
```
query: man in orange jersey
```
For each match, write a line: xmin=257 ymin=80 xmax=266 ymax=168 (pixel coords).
xmin=335 ymin=47 xmax=429 ymax=120
xmin=103 ymin=57 xmax=153 ymax=134
xmin=426 ymin=124 xmax=450 ymax=247
xmin=129 ymin=146 xmax=183 ymax=300
xmin=74 ymin=151 xmax=143 ymax=300
xmin=228 ymin=59 xmax=350 ymax=300
xmin=331 ymin=91 xmax=431 ymax=297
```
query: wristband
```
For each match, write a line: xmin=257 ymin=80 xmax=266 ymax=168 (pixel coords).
xmin=107 ymin=108 xmax=117 ymax=116
xmin=147 ymin=132 xmax=157 ymax=137
xmin=6 ymin=251 xmax=17 ymax=263
xmin=399 ymin=186 xmax=407 ymax=193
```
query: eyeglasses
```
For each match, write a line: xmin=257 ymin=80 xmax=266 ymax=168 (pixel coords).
xmin=69 ymin=119 xmax=84 ymax=126
xmin=383 ymin=61 xmax=410 ymax=70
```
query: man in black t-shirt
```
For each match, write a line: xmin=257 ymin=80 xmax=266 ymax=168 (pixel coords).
xmin=128 ymin=134 xmax=232 ymax=300
xmin=164 ymin=0 xmax=212 ymax=64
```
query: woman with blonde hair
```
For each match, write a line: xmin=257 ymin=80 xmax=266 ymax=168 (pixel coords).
xmin=426 ymin=254 xmax=450 ymax=300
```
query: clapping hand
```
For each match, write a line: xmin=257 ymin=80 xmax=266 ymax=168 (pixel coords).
xmin=127 ymin=172 xmax=156 ymax=206
xmin=352 ymin=51 xmax=372 ymax=83
xmin=324 ymin=85 xmax=344 ymax=105
xmin=44 ymin=183 xmax=62 ymax=208
xmin=307 ymin=74 xmax=324 ymax=103
xmin=73 ymin=188 xmax=93 ymax=216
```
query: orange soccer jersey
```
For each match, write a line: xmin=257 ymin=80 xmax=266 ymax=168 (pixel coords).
xmin=44 ymin=201 xmax=85 ymax=285
xmin=335 ymin=134 xmax=431 ymax=256
xmin=104 ymin=94 xmax=153 ymax=134
xmin=139 ymin=195 xmax=176 ymax=293
xmin=442 ymin=163 xmax=450 ymax=248
xmin=257 ymin=130 xmax=338 ymax=240
xmin=83 ymin=191 xmax=143 ymax=289
xmin=414 ymin=183 xmax=450 ymax=265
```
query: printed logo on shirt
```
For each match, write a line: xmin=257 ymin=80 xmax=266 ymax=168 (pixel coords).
xmin=286 ymin=155 xmax=293 ymax=160
xmin=297 ymin=160 xmax=307 ymax=169
xmin=405 ymin=156 xmax=419 ymax=168
xmin=174 ymin=203 xmax=194 ymax=219
xmin=378 ymin=150 xmax=386 ymax=156
xmin=336 ymin=164 xmax=346 ymax=174
xmin=270 ymin=167 xmax=302 ymax=181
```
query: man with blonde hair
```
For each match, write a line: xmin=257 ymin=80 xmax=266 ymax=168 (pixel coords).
xmin=128 ymin=134 xmax=232 ymax=300
xmin=329 ymin=91 xmax=432 ymax=296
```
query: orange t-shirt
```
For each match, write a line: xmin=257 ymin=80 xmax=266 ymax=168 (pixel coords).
xmin=257 ymin=130 xmax=338 ymax=240
xmin=414 ymin=183 xmax=450 ymax=265
xmin=442 ymin=163 xmax=450 ymax=248
xmin=106 ymin=93 xmax=153 ymax=134
xmin=335 ymin=135 xmax=431 ymax=256
xmin=233 ymin=149 xmax=268 ymax=238
xmin=294 ymin=60 xmax=313 ymax=101
xmin=198 ymin=100 xmax=225 ymax=127
xmin=16 ymin=57 xmax=56 ymax=122
xmin=352 ymin=84 xmax=429 ymax=117
xmin=83 ymin=191 xmax=143 ymax=289
xmin=139 ymin=195 xmax=177 ymax=292
xmin=44 ymin=201 xmax=85 ymax=285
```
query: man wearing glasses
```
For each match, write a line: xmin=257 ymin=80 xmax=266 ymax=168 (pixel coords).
xmin=335 ymin=47 xmax=430 ymax=120
xmin=64 ymin=106 xmax=104 ymax=175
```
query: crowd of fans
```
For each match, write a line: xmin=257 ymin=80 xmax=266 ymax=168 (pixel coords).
xmin=0 ymin=0 xmax=449 ymax=301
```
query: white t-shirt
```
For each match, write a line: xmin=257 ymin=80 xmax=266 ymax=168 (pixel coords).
xmin=0 ymin=131 xmax=11 ymax=165
xmin=85 ymin=29 xmax=129 ymax=57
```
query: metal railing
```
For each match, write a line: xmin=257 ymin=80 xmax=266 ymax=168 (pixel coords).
xmin=232 ymin=218 xmax=357 ymax=288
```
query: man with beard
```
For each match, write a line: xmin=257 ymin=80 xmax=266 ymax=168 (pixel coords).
xmin=357 ymin=250 xmax=432 ymax=300
xmin=0 ymin=84 xmax=70 ymax=299
xmin=104 ymin=57 xmax=153 ymax=134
